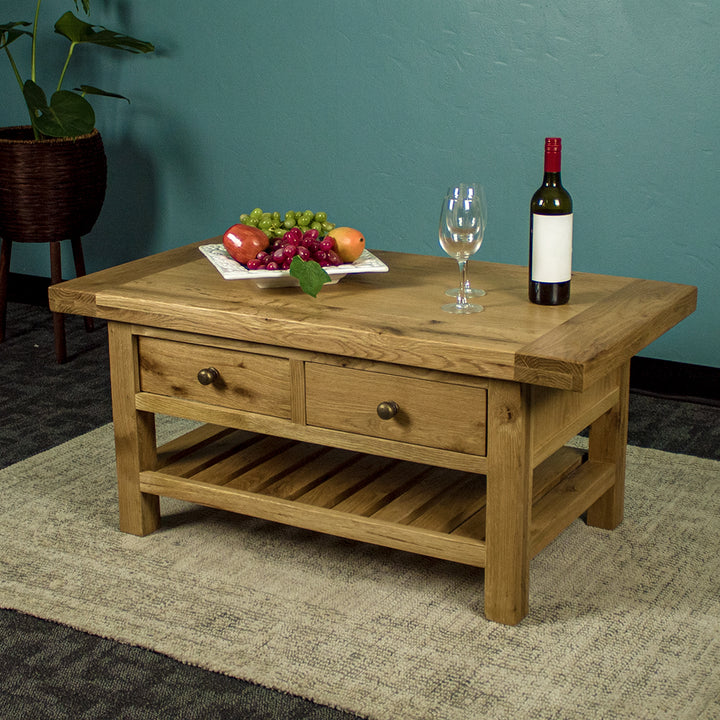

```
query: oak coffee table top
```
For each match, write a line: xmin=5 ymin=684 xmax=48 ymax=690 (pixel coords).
xmin=51 ymin=241 xmax=697 ymax=391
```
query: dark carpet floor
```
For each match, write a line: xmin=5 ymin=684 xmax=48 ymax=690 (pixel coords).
xmin=1 ymin=301 xmax=719 ymax=719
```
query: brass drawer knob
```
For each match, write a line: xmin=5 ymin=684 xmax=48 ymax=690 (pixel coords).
xmin=197 ymin=367 xmax=219 ymax=386
xmin=376 ymin=401 xmax=399 ymax=420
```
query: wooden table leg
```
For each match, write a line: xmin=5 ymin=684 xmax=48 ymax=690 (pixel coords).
xmin=484 ymin=379 xmax=533 ymax=625
xmin=0 ymin=238 xmax=11 ymax=343
xmin=70 ymin=237 xmax=95 ymax=334
xmin=586 ymin=362 xmax=630 ymax=530
xmin=108 ymin=321 xmax=160 ymax=535
xmin=49 ymin=240 xmax=67 ymax=363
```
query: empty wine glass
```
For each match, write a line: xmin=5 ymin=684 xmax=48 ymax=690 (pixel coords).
xmin=442 ymin=184 xmax=486 ymax=298
xmin=438 ymin=184 xmax=487 ymax=314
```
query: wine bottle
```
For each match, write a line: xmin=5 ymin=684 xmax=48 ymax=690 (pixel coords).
xmin=528 ymin=137 xmax=573 ymax=305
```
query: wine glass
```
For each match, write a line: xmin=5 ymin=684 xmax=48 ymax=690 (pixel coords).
xmin=438 ymin=184 xmax=487 ymax=314
xmin=443 ymin=184 xmax=486 ymax=298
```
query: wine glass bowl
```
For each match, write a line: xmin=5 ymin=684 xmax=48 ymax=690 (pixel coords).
xmin=443 ymin=184 xmax=486 ymax=298
xmin=438 ymin=184 xmax=487 ymax=314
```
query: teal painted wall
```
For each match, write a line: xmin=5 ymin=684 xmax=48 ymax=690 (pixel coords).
xmin=2 ymin=0 xmax=718 ymax=366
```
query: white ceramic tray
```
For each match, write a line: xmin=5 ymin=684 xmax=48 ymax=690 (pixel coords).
xmin=199 ymin=244 xmax=389 ymax=288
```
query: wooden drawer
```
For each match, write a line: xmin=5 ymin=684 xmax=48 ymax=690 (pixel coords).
xmin=305 ymin=363 xmax=487 ymax=455
xmin=138 ymin=336 xmax=291 ymax=418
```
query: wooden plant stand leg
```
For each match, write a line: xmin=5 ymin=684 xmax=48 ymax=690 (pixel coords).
xmin=49 ymin=240 xmax=67 ymax=363
xmin=70 ymin=237 xmax=94 ymax=333
xmin=586 ymin=362 xmax=630 ymax=529
xmin=108 ymin=321 xmax=160 ymax=535
xmin=0 ymin=238 xmax=11 ymax=343
xmin=484 ymin=379 xmax=533 ymax=625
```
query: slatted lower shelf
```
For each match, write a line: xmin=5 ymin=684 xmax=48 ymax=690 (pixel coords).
xmin=140 ymin=424 xmax=609 ymax=567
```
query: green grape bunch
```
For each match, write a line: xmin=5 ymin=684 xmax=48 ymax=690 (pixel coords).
xmin=238 ymin=208 xmax=336 ymax=239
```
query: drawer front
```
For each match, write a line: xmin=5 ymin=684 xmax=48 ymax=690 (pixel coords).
xmin=138 ymin=337 xmax=291 ymax=418
xmin=305 ymin=363 xmax=486 ymax=455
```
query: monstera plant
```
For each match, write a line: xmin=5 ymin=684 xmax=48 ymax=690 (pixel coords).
xmin=1 ymin=0 xmax=154 ymax=139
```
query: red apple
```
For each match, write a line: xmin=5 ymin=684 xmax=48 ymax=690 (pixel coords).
xmin=223 ymin=223 xmax=269 ymax=265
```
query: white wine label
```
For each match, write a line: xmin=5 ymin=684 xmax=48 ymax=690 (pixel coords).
xmin=531 ymin=213 xmax=573 ymax=282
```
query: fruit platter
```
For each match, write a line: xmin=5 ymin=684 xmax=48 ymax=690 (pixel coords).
xmin=201 ymin=208 xmax=388 ymax=295
xmin=200 ymin=244 xmax=388 ymax=287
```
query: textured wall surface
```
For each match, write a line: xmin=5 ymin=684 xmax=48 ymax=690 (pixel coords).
xmin=2 ymin=0 xmax=718 ymax=366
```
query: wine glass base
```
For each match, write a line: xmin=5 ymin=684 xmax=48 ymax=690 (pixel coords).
xmin=445 ymin=287 xmax=486 ymax=298
xmin=441 ymin=302 xmax=484 ymax=314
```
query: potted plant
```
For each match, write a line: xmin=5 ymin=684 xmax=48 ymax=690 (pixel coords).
xmin=2 ymin=0 xmax=154 ymax=137
xmin=0 ymin=0 xmax=153 ymax=360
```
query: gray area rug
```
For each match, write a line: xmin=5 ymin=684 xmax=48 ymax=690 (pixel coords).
xmin=1 ymin=417 xmax=719 ymax=720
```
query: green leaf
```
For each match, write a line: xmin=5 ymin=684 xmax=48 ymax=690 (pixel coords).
xmin=0 ymin=20 xmax=32 ymax=49
xmin=288 ymin=256 xmax=332 ymax=297
xmin=54 ymin=12 xmax=154 ymax=54
xmin=75 ymin=84 xmax=130 ymax=102
xmin=23 ymin=80 xmax=95 ymax=138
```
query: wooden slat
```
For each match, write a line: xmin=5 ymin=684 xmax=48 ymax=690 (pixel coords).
xmin=159 ymin=429 xmax=264 ymax=479
xmin=530 ymin=460 xmax=615 ymax=557
xmin=371 ymin=466 xmax=463 ymax=524
xmin=409 ymin=474 xmax=486 ymax=533
xmin=448 ymin=502 xmax=487 ymax=543
xmin=451 ymin=445 xmax=587 ymax=543
xmin=138 ymin=470 xmax=488 ymax=567
xmin=295 ymin=454 xmax=400 ymax=508
xmin=223 ymin=441 xmax=328 ymax=493
xmin=332 ymin=462 xmax=432 ymax=516
xmin=186 ymin=435 xmax=295 ymax=486
xmin=261 ymin=447 xmax=360 ymax=500
xmin=532 ymin=445 xmax=588 ymax=504
xmin=156 ymin=424 xmax=234 ymax=468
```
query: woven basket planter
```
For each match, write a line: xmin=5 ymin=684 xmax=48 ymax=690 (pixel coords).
xmin=0 ymin=126 xmax=107 ymax=244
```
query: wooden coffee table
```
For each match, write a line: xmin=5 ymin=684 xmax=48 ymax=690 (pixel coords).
xmin=49 ymin=242 xmax=696 ymax=625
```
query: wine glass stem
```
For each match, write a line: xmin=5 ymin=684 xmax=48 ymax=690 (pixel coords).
xmin=457 ymin=259 xmax=469 ymax=306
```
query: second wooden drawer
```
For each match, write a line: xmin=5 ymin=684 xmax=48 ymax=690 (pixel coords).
xmin=305 ymin=363 xmax=487 ymax=455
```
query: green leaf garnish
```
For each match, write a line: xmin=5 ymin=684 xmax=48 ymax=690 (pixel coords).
xmin=288 ymin=256 xmax=331 ymax=297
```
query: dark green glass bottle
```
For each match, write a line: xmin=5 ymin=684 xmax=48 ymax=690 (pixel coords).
xmin=528 ymin=137 xmax=573 ymax=305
